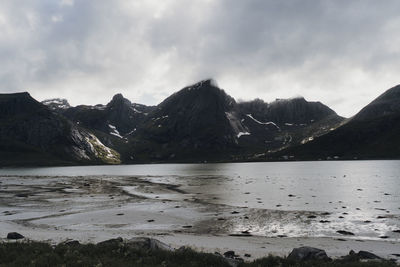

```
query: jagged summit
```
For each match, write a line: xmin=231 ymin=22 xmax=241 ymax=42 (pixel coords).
xmin=161 ymin=79 xmax=235 ymax=110
xmin=107 ymin=93 xmax=132 ymax=108
xmin=271 ymin=96 xmax=306 ymax=103
xmin=184 ymin=79 xmax=219 ymax=90
xmin=238 ymin=96 xmax=339 ymax=125
xmin=134 ymin=79 xmax=240 ymax=154
xmin=42 ymin=98 xmax=71 ymax=110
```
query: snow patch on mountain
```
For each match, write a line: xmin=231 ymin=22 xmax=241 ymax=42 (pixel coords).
xmin=42 ymin=98 xmax=70 ymax=109
xmin=108 ymin=124 xmax=123 ymax=138
xmin=237 ymin=131 xmax=251 ymax=138
xmin=246 ymin=114 xmax=281 ymax=130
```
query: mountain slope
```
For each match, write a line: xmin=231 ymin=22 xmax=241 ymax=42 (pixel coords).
xmin=127 ymin=79 xmax=248 ymax=161
xmin=125 ymin=79 xmax=344 ymax=162
xmin=236 ymin=97 xmax=344 ymax=154
xmin=273 ymin=85 xmax=400 ymax=160
xmin=0 ymin=92 xmax=120 ymax=166
xmin=58 ymin=94 xmax=153 ymax=138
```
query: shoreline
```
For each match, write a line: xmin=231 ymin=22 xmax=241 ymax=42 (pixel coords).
xmin=1 ymin=174 xmax=399 ymax=262
xmin=1 ymin=233 xmax=400 ymax=262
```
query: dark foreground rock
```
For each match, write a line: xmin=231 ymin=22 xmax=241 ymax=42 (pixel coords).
xmin=357 ymin=250 xmax=382 ymax=260
xmin=341 ymin=250 xmax=383 ymax=262
xmin=126 ymin=237 xmax=173 ymax=251
xmin=287 ymin=246 xmax=331 ymax=261
xmin=6 ymin=232 xmax=24 ymax=240
xmin=337 ymin=230 xmax=355 ymax=236
xmin=0 ymin=239 xmax=396 ymax=267
xmin=62 ymin=240 xmax=80 ymax=246
xmin=97 ymin=237 xmax=173 ymax=251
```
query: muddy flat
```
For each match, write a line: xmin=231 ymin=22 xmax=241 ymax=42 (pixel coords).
xmin=1 ymin=169 xmax=399 ymax=260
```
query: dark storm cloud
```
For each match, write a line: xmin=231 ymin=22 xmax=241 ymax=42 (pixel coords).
xmin=0 ymin=0 xmax=399 ymax=116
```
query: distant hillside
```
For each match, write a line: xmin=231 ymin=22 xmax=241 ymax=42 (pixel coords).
xmin=272 ymin=85 xmax=400 ymax=160
xmin=0 ymin=92 xmax=120 ymax=166
xmin=124 ymin=79 xmax=344 ymax=162
xmin=1 ymin=80 xmax=398 ymax=166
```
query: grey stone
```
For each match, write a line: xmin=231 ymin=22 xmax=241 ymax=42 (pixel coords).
xmin=288 ymin=246 xmax=331 ymax=261
xmin=7 ymin=232 xmax=24 ymax=240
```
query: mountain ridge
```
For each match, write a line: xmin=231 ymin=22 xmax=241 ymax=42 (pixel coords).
xmin=0 ymin=80 xmax=397 ymax=165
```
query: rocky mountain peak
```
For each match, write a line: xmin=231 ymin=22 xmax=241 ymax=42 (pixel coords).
xmin=42 ymin=98 xmax=71 ymax=110
xmin=161 ymin=79 xmax=235 ymax=111
xmin=107 ymin=93 xmax=132 ymax=108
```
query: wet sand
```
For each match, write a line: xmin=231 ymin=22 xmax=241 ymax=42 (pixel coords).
xmin=0 ymin=175 xmax=399 ymax=261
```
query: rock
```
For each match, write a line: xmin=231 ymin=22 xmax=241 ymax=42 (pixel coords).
xmin=224 ymin=257 xmax=243 ymax=267
xmin=126 ymin=237 xmax=173 ymax=251
xmin=244 ymin=253 xmax=251 ymax=257
xmin=229 ymin=234 xmax=252 ymax=237
xmin=357 ymin=250 xmax=382 ymax=259
xmin=319 ymin=220 xmax=330 ymax=223
xmin=7 ymin=232 xmax=24 ymax=239
xmin=223 ymin=250 xmax=236 ymax=258
xmin=307 ymin=215 xmax=317 ymax=219
xmin=62 ymin=240 xmax=80 ymax=246
xmin=97 ymin=237 xmax=123 ymax=246
xmin=392 ymin=230 xmax=400 ymax=233
xmin=337 ymin=230 xmax=355 ymax=236
xmin=287 ymin=246 xmax=331 ymax=261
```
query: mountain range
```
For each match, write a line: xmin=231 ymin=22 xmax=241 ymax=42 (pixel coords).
xmin=0 ymin=79 xmax=398 ymax=166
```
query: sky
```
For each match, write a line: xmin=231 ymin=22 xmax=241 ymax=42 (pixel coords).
xmin=1 ymin=1 xmax=400 ymax=117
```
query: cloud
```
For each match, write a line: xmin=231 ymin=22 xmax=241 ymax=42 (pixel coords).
xmin=0 ymin=0 xmax=400 ymax=117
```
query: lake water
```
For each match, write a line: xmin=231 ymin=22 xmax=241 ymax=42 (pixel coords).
xmin=1 ymin=160 xmax=399 ymax=240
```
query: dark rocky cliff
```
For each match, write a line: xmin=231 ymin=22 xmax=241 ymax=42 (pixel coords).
xmin=274 ymin=85 xmax=400 ymax=160
xmin=0 ymin=92 xmax=120 ymax=166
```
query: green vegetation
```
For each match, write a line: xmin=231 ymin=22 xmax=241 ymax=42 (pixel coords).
xmin=87 ymin=134 xmax=121 ymax=164
xmin=0 ymin=241 xmax=396 ymax=267
xmin=246 ymin=255 xmax=397 ymax=267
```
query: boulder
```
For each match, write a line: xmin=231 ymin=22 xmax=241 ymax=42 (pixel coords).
xmin=337 ymin=230 xmax=355 ymax=236
xmin=126 ymin=237 xmax=173 ymax=251
xmin=223 ymin=250 xmax=236 ymax=258
xmin=62 ymin=240 xmax=80 ymax=246
xmin=357 ymin=251 xmax=382 ymax=259
xmin=97 ymin=237 xmax=123 ymax=246
xmin=288 ymin=246 xmax=331 ymax=261
xmin=6 ymin=232 xmax=24 ymax=240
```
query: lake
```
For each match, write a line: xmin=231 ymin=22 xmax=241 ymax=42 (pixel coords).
xmin=1 ymin=160 xmax=399 ymax=241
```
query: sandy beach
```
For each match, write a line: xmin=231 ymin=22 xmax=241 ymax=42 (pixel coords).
xmin=0 ymin=174 xmax=399 ymax=261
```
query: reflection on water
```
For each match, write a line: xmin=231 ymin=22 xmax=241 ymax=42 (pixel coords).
xmin=1 ymin=160 xmax=399 ymax=240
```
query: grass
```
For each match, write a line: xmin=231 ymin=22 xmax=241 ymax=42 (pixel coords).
xmin=0 ymin=241 xmax=397 ymax=267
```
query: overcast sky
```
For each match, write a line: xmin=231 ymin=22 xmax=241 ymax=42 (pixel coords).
xmin=1 ymin=0 xmax=400 ymax=117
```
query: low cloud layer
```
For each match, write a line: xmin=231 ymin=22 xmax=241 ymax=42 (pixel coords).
xmin=1 ymin=0 xmax=400 ymax=117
